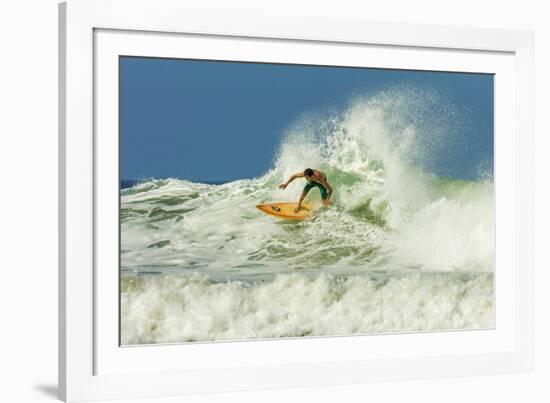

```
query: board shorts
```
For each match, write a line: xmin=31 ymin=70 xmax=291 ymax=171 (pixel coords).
xmin=303 ymin=181 xmax=329 ymax=200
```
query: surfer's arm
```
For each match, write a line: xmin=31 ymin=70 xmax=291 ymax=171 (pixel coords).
xmin=279 ymin=172 xmax=304 ymax=189
xmin=316 ymin=178 xmax=333 ymax=198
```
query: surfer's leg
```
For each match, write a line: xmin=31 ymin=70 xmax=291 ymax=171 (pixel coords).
xmin=300 ymin=183 xmax=314 ymax=204
xmin=298 ymin=190 xmax=308 ymax=204
xmin=318 ymin=185 xmax=332 ymax=207
xmin=303 ymin=182 xmax=314 ymax=194
xmin=318 ymin=185 xmax=328 ymax=200
xmin=296 ymin=189 xmax=310 ymax=212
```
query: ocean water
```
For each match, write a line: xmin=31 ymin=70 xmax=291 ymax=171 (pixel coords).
xmin=120 ymin=90 xmax=494 ymax=345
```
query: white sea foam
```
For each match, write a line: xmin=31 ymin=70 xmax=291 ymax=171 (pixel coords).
xmin=121 ymin=272 xmax=494 ymax=344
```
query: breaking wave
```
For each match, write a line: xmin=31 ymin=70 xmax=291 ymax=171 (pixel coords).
xmin=120 ymin=87 xmax=494 ymax=344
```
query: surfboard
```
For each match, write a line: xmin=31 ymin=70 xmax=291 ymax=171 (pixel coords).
xmin=256 ymin=202 xmax=314 ymax=220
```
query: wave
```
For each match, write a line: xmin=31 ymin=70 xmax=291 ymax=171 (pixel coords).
xmin=121 ymin=88 xmax=493 ymax=275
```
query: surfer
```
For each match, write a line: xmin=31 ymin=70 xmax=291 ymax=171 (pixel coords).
xmin=279 ymin=168 xmax=333 ymax=212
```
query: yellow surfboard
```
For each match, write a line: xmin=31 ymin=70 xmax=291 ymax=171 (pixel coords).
xmin=256 ymin=202 xmax=314 ymax=220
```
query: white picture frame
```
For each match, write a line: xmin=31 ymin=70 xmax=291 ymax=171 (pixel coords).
xmin=59 ymin=0 xmax=534 ymax=401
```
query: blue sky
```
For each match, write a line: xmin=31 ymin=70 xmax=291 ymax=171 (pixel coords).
xmin=120 ymin=57 xmax=493 ymax=182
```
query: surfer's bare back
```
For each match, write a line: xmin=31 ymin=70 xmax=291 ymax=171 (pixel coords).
xmin=279 ymin=168 xmax=333 ymax=212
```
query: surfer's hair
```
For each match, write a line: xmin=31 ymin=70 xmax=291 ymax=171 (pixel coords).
xmin=304 ymin=168 xmax=314 ymax=177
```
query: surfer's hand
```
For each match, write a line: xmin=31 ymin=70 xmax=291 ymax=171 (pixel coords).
xmin=294 ymin=206 xmax=301 ymax=213
xmin=278 ymin=183 xmax=287 ymax=190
